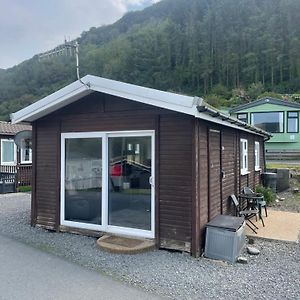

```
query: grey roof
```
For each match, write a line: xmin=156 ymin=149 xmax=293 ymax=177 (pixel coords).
xmin=0 ymin=121 xmax=31 ymax=136
xmin=229 ymin=97 xmax=300 ymax=113
xmin=10 ymin=75 xmax=271 ymax=139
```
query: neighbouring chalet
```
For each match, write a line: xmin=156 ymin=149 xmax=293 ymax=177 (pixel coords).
xmin=229 ymin=97 xmax=300 ymax=159
xmin=0 ymin=121 xmax=32 ymax=187
xmin=11 ymin=75 xmax=271 ymax=257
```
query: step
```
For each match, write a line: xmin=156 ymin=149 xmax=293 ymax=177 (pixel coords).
xmin=97 ymin=235 xmax=156 ymax=254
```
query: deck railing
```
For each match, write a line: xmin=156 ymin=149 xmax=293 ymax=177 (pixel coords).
xmin=0 ymin=164 xmax=32 ymax=187
xmin=0 ymin=165 xmax=17 ymax=174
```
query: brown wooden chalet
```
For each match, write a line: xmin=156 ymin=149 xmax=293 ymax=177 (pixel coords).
xmin=11 ymin=75 xmax=271 ymax=257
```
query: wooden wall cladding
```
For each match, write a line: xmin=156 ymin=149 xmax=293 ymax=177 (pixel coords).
xmin=34 ymin=118 xmax=60 ymax=230
xmin=158 ymin=115 xmax=193 ymax=251
xmin=198 ymin=122 xmax=209 ymax=246
xmin=221 ymin=128 xmax=237 ymax=215
xmin=208 ymin=129 xmax=222 ymax=220
xmin=197 ymin=121 xmax=266 ymax=253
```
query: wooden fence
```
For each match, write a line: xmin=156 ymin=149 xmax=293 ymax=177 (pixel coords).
xmin=17 ymin=165 xmax=32 ymax=186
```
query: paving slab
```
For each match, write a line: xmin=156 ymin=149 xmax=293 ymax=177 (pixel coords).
xmin=246 ymin=209 xmax=300 ymax=243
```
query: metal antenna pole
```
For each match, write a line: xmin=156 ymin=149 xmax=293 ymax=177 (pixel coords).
xmin=74 ymin=41 xmax=90 ymax=88
xmin=38 ymin=40 xmax=90 ymax=89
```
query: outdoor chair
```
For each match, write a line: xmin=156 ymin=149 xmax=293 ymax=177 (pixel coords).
xmin=229 ymin=194 xmax=260 ymax=234
xmin=243 ymin=187 xmax=268 ymax=217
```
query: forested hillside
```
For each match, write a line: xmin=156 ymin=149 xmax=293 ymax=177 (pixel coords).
xmin=1 ymin=0 xmax=300 ymax=120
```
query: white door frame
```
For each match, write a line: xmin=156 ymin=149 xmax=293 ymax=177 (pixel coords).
xmin=60 ymin=130 xmax=155 ymax=239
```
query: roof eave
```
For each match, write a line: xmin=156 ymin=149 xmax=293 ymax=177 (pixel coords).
xmin=11 ymin=75 xmax=197 ymax=124
xmin=10 ymin=83 xmax=91 ymax=124
xmin=196 ymin=104 xmax=271 ymax=139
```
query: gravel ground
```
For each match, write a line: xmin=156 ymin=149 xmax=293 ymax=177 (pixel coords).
xmin=270 ymin=173 xmax=300 ymax=213
xmin=271 ymin=191 xmax=300 ymax=213
xmin=1 ymin=193 xmax=299 ymax=300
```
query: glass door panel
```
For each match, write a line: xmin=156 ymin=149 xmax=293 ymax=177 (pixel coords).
xmin=108 ymin=136 xmax=152 ymax=230
xmin=65 ymin=138 xmax=102 ymax=225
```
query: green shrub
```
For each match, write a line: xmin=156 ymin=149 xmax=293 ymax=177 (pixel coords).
xmin=18 ymin=185 xmax=32 ymax=193
xmin=255 ymin=185 xmax=276 ymax=204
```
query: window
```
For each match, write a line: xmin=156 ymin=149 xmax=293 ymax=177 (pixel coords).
xmin=1 ymin=139 xmax=16 ymax=166
xmin=287 ymin=111 xmax=298 ymax=133
xmin=255 ymin=141 xmax=260 ymax=171
xmin=20 ymin=139 xmax=32 ymax=164
xmin=251 ymin=112 xmax=284 ymax=133
xmin=240 ymin=139 xmax=248 ymax=175
xmin=237 ymin=113 xmax=248 ymax=123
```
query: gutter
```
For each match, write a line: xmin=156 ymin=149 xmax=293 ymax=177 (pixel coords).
xmin=197 ymin=104 xmax=272 ymax=139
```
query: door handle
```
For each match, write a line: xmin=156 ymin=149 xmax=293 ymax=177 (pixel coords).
xmin=149 ymin=176 xmax=154 ymax=187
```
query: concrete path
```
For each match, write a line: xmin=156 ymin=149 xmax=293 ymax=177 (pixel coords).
xmin=246 ymin=209 xmax=300 ymax=243
xmin=0 ymin=235 xmax=164 ymax=300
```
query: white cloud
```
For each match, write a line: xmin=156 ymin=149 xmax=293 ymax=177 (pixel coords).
xmin=0 ymin=0 xmax=160 ymax=69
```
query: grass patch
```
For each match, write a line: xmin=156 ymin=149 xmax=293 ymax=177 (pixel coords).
xmin=122 ymin=189 xmax=150 ymax=195
xmin=18 ymin=185 xmax=32 ymax=192
xmin=266 ymin=163 xmax=300 ymax=172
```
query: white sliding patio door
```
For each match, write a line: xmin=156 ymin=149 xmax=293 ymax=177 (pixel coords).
xmin=61 ymin=133 xmax=105 ymax=231
xmin=61 ymin=131 xmax=155 ymax=238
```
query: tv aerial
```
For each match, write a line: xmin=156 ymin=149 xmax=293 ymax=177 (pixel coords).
xmin=38 ymin=39 xmax=90 ymax=88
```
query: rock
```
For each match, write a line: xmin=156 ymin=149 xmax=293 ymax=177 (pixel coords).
xmin=248 ymin=238 xmax=255 ymax=245
xmin=279 ymin=197 xmax=285 ymax=201
xmin=247 ymin=246 xmax=260 ymax=255
xmin=237 ymin=256 xmax=248 ymax=264
xmin=292 ymin=188 xmax=299 ymax=193
xmin=275 ymin=199 xmax=280 ymax=203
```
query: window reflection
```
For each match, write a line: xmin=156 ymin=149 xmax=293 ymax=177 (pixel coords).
xmin=108 ymin=136 xmax=151 ymax=230
xmin=251 ymin=112 xmax=284 ymax=133
xmin=65 ymin=138 xmax=102 ymax=225
xmin=21 ymin=139 xmax=32 ymax=163
xmin=287 ymin=111 xmax=298 ymax=133
xmin=237 ymin=113 xmax=248 ymax=123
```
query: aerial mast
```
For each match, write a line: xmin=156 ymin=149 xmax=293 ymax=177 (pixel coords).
xmin=38 ymin=39 xmax=90 ymax=88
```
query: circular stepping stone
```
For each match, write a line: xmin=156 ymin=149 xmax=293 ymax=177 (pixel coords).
xmin=97 ymin=235 xmax=155 ymax=254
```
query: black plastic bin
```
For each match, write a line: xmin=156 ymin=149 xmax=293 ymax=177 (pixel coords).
xmin=261 ymin=172 xmax=277 ymax=193
xmin=276 ymin=169 xmax=290 ymax=192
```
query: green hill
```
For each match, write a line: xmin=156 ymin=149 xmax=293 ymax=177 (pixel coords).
xmin=1 ymin=0 xmax=300 ymax=120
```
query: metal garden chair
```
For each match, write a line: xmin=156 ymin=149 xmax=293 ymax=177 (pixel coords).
xmin=243 ymin=187 xmax=268 ymax=218
xmin=229 ymin=194 xmax=260 ymax=234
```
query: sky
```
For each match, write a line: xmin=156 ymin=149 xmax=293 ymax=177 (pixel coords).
xmin=0 ymin=0 xmax=160 ymax=69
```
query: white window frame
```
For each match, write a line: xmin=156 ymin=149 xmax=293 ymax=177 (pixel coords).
xmin=254 ymin=141 xmax=260 ymax=171
xmin=240 ymin=138 xmax=248 ymax=175
xmin=0 ymin=139 xmax=17 ymax=166
xmin=20 ymin=139 xmax=32 ymax=164
xmin=60 ymin=130 xmax=155 ymax=239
